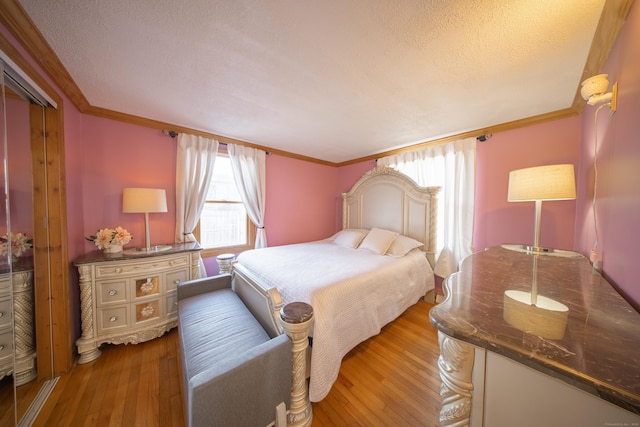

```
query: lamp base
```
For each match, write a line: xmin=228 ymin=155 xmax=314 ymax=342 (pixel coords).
xmin=521 ymin=245 xmax=554 ymax=253
xmin=138 ymin=245 xmax=172 ymax=253
xmin=123 ymin=245 xmax=172 ymax=255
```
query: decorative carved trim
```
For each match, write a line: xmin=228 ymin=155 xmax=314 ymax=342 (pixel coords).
xmin=280 ymin=303 xmax=313 ymax=427
xmin=341 ymin=165 xmax=440 ymax=255
xmin=191 ymin=252 xmax=203 ymax=279
xmin=437 ymin=331 xmax=475 ymax=427
xmin=77 ymin=265 xmax=95 ymax=340
xmin=10 ymin=270 xmax=37 ymax=385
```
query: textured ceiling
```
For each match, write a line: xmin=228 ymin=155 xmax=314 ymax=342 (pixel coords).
xmin=18 ymin=0 xmax=605 ymax=163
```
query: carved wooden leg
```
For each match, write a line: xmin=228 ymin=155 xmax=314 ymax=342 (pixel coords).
xmin=76 ymin=265 xmax=101 ymax=363
xmin=279 ymin=302 xmax=313 ymax=427
xmin=437 ymin=331 xmax=475 ymax=427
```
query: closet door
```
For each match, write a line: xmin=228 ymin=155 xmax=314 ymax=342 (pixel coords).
xmin=0 ymin=59 xmax=15 ymax=426
xmin=1 ymin=55 xmax=57 ymax=425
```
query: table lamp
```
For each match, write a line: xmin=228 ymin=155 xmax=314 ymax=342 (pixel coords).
xmin=507 ymin=164 xmax=576 ymax=253
xmin=122 ymin=188 xmax=171 ymax=252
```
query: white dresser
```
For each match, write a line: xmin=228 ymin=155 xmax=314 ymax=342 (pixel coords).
xmin=74 ymin=243 xmax=202 ymax=363
xmin=0 ymin=258 xmax=37 ymax=386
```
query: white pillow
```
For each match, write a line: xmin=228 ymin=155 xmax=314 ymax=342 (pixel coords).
xmin=331 ymin=229 xmax=369 ymax=248
xmin=386 ymin=235 xmax=423 ymax=257
xmin=358 ymin=227 xmax=398 ymax=255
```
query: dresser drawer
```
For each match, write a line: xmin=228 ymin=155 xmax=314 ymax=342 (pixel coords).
xmin=166 ymin=268 xmax=189 ymax=291
xmin=135 ymin=300 xmax=161 ymax=324
xmin=94 ymin=254 xmax=191 ymax=279
xmin=134 ymin=276 xmax=160 ymax=298
xmin=97 ymin=280 xmax=128 ymax=305
xmin=0 ymin=330 xmax=14 ymax=357
xmin=97 ymin=306 xmax=129 ymax=332
xmin=0 ymin=298 xmax=11 ymax=328
xmin=0 ymin=276 xmax=10 ymax=292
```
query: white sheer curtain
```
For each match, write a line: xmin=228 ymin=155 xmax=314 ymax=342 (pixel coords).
xmin=175 ymin=134 xmax=218 ymax=260
xmin=378 ymin=137 xmax=476 ymax=277
xmin=228 ymin=144 xmax=267 ymax=249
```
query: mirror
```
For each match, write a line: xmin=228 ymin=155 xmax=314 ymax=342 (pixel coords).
xmin=0 ymin=58 xmax=54 ymax=425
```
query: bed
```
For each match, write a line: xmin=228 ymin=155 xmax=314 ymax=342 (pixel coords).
xmin=234 ymin=165 xmax=440 ymax=402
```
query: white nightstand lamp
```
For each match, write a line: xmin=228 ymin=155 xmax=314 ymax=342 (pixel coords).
xmin=123 ymin=188 xmax=171 ymax=252
xmin=507 ymin=164 xmax=576 ymax=253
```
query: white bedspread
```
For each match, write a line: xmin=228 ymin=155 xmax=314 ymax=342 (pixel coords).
xmin=236 ymin=240 xmax=434 ymax=401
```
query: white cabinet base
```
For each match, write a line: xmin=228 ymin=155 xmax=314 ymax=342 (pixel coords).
xmin=75 ymin=248 xmax=201 ymax=363
xmin=436 ymin=332 xmax=640 ymax=427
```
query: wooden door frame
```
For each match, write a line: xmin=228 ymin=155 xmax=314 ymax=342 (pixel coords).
xmin=30 ymin=104 xmax=72 ymax=378
xmin=0 ymin=33 xmax=73 ymax=378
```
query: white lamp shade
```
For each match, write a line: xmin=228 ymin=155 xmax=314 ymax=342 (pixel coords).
xmin=508 ymin=164 xmax=576 ymax=202
xmin=122 ymin=188 xmax=168 ymax=213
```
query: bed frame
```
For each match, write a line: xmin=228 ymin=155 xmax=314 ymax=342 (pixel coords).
xmin=228 ymin=165 xmax=440 ymax=414
xmin=342 ymin=165 xmax=440 ymax=266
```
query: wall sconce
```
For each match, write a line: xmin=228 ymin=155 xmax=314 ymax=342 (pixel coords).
xmin=508 ymin=164 xmax=576 ymax=253
xmin=122 ymin=188 xmax=171 ymax=252
xmin=581 ymin=74 xmax=617 ymax=114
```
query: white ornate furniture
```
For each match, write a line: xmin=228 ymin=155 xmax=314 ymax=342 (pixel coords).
xmin=0 ymin=257 xmax=37 ymax=386
xmin=74 ymin=243 xmax=202 ymax=364
xmin=342 ymin=165 xmax=440 ymax=266
xmin=233 ymin=165 xmax=440 ymax=401
xmin=430 ymin=246 xmax=640 ymax=426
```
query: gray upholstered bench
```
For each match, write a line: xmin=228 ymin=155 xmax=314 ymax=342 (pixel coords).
xmin=177 ymin=273 xmax=312 ymax=427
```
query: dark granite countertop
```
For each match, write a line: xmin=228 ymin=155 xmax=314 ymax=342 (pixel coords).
xmin=429 ymin=245 xmax=640 ymax=415
xmin=0 ymin=255 xmax=34 ymax=274
xmin=73 ymin=242 xmax=201 ymax=265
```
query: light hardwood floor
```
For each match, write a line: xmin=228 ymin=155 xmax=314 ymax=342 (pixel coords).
xmin=32 ymin=300 xmax=442 ymax=426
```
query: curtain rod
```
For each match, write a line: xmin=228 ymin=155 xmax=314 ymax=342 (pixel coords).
xmin=162 ymin=128 xmax=231 ymax=147
xmin=162 ymin=129 xmax=270 ymax=154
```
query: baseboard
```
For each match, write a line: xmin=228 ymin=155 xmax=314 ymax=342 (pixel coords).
xmin=18 ymin=376 xmax=59 ymax=427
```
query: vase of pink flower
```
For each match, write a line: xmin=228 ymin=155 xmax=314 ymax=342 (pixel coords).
xmin=0 ymin=232 xmax=33 ymax=261
xmin=86 ymin=227 xmax=132 ymax=253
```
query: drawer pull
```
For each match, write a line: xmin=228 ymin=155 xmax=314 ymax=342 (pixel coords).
xmin=0 ymin=312 xmax=3 ymax=318
xmin=141 ymin=305 xmax=155 ymax=318
xmin=108 ymin=290 xmax=117 ymax=296
xmin=140 ymin=279 xmax=154 ymax=294
xmin=174 ymin=279 xmax=180 ymax=284
xmin=115 ymin=267 xmax=122 ymax=274
xmin=109 ymin=316 xmax=118 ymax=322
xmin=0 ymin=345 xmax=3 ymax=351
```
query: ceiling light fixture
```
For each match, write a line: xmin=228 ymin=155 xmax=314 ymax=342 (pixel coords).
xmin=581 ymin=74 xmax=617 ymax=114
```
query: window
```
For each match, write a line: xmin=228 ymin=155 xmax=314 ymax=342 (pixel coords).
xmin=196 ymin=154 xmax=254 ymax=256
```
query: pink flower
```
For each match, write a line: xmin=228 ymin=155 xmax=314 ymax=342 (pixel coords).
xmin=86 ymin=227 xmax=132 ymax=250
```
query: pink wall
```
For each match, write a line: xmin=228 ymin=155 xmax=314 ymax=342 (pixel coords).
xmin=265 ymin=155 xmax=338 ymax=247
xmin=474 ymin=118 xmax=581 ymax=252
xmin=575 ymin=1 xmax=640 ymax=307
xmin=79 ymin=116 xmax=176 ymax=251
xmin=337 ymin=119 xmax=581 ymax=257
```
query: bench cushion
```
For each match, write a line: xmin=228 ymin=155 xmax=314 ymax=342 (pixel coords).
xmin=179 ymin=288 xmax=271 ymax=381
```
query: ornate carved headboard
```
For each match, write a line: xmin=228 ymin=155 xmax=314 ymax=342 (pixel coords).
xmin=342 ymin=166 xmax=440 ymax=264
